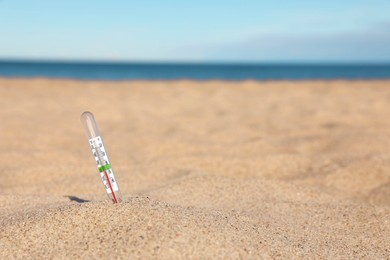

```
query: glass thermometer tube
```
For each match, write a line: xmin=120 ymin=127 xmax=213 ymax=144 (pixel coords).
xmin=80 ymin=111 xmax=122 ymax=203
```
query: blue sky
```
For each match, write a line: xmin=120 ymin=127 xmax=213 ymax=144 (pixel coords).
xmin=0 ymin=0 xmax=389 ymax=62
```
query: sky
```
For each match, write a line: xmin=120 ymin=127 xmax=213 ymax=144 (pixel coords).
xmin=0 ymin=0 xmax=389 ymax=63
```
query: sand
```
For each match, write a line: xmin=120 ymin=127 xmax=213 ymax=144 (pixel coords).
xmin=0 ymin=78 xmax=390 ymax=259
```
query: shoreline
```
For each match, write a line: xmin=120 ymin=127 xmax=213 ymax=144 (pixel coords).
xmin=1 ymin=76 xmax=390 ymax=84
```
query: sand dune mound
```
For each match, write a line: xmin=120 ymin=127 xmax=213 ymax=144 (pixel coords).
xmin=1 ymin=194 xmax=389 ymax=259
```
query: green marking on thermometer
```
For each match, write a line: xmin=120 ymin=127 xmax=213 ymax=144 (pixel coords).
xmin=80 ymin=111 xmax=123 ymax=204
xmin=98 ymin=164 xmax=112 ymax=173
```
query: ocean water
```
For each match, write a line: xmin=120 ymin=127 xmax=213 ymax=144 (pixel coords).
xmin=0 ymin=61 xmax=389 ymax=80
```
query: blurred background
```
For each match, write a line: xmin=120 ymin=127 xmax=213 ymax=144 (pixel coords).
xmin=0 ymin=0 xmax=389 ymax=80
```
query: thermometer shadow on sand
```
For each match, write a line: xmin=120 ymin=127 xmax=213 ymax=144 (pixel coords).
xmin=80 ymin=111 xmax=123 ymax=204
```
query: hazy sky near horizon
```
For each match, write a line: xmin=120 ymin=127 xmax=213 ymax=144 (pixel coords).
xmin=0 ymin=0 xmax=389 ymax=62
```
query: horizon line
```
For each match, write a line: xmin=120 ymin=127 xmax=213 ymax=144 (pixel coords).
xmin=0 ymin=58 xmax=390 ymax=66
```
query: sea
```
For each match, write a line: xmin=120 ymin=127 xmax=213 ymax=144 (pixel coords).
xmin=0 ymin=61 xmax=389 ymax=80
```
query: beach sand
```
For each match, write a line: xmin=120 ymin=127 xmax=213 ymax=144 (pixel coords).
xmin=1 ymin=78 xmax=390 ymax=258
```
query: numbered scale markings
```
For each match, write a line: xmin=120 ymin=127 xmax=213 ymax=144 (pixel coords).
xmin=89 ymin=136 xmax=119 ymax=196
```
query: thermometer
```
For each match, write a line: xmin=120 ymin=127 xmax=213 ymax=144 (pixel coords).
xmin=80 ymin=111 xmax=122 ymax=203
